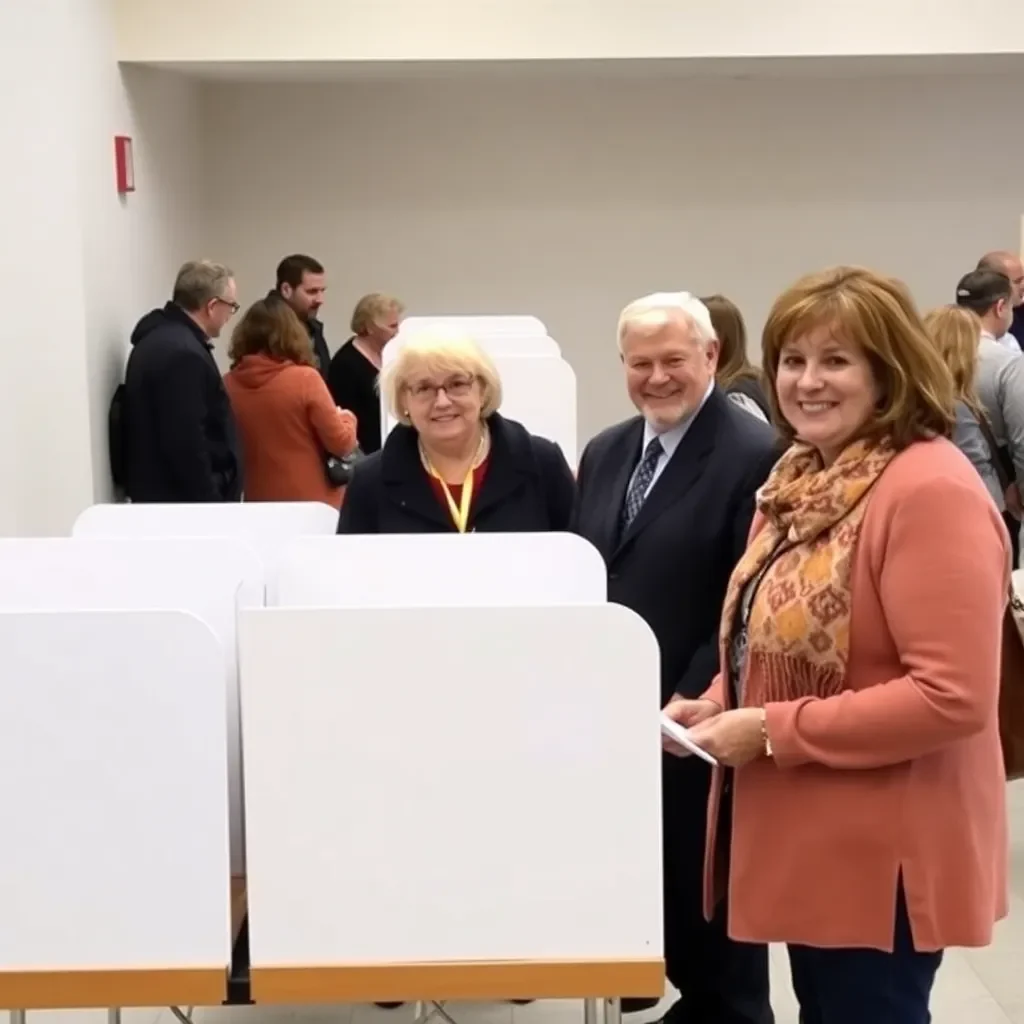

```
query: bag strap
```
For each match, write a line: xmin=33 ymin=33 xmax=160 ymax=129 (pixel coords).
xmin=974 ymin=404 xmax=1014 ymax=494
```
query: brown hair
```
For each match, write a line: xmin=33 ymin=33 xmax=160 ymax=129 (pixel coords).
xmin=701 ymin=293 xmax=764 ymax=391
xmin=762 ymin=266 xmax=955 ymax=449
xmin=923 ymin=305 xmax=983 ymax=417
xmin=228 ymin=298 xmax=316 ymax=368
xmin=351 ymin=292 xmax=405 ymax=336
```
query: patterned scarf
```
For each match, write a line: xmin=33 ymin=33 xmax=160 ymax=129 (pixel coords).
xmin=721 ymin=438 xmax=897 ymax=706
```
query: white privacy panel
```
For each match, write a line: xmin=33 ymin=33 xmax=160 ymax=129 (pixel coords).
xmin=274 ymin=533 xmax=606 ymax=608
xmin=239 ymin=604 xmax=662 ymax=967
xmin=382 ymin=354 xmax=577 ymax=464
xmin=0 ymin=610 xmax=231 ymax=971
xmin=0 ymin=537 xmax=263 ymax=875
xmin=396 ymin=315 xmax=551 ymax=343
xmin=72 ymin=501 xmax=338 ymax=576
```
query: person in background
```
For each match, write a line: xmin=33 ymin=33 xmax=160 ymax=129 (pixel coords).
xmin=668 ymin=266 xmax=1008 ymax=1024
xmin=978 ymin=250 xmax=1024 ymax=350
xmin=268 ymin=254 xmax=331 ymax=377
xmin=122 ymin=260 xmax=243 ymax=503
xmin=327 ymin=292 xmax=405 ymax=453
xmin=702 ymin=294 xmax=771 ymax=422
xmin=924 ymin=305 xmax=1005 ymax=511
xmin=338 ymin=331 xmax=574 ymax=535
xmin=956 ymin=268 xmax=1024 ymax=565
xmin=225 ymin=299 xmax=358 ymax=510
xmin=573 ymin=292 xmax=777 ymax=1024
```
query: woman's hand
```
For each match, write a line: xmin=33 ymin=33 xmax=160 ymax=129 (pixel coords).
xmin=662 ymin=697 xmax=721 ymax=757
xmin=687 ymin=708 xmax=766 ymax=768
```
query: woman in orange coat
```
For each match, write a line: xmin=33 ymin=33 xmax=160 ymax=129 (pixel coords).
xmin=665 ymin=267 xmax=1009 ymax=1024
xmin=225 ymin=299 xmax=358 ymax=509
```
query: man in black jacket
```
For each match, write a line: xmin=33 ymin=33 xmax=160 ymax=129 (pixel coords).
xmin=123 ymin=260 xmax=243 ymax=503
xmin=268 ymin=254 xmax=331 ymax=376
xmin=573 ymin=292 xmax=777 ymax=1024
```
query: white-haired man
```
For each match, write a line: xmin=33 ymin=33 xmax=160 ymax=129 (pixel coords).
xmin=573 ymin=293 xmax=778 ymax=1024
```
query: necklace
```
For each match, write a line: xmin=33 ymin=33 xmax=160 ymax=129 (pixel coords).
xmin=418 ymin=424 xmax=491 ymax=532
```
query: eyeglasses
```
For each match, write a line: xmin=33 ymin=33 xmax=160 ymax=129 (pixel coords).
xmin=214 ymin=298 xmax=241 ymax=314
xmin=407 ymin=375 xmax=475 ymax=401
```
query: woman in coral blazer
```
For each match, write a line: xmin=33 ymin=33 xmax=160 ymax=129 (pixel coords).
xmin=225 ymin=298 xmax=358 ymax=509
xmin=664 ymin=267 xmax=1009 ymax=1024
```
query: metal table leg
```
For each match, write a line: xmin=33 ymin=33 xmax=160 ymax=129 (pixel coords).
xmin=604 ymin=998 xmax=622 ymax=1024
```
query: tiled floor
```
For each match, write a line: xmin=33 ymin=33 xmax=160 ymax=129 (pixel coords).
xmin=22 ymin=780 xmax=1024 ymax=1024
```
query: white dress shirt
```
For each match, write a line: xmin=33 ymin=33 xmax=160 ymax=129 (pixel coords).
xmin=996 ymin=331 xmax=1021 ymax=353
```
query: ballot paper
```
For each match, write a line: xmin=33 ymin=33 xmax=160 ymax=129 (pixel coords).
xmin=660 ymin=712 xmax=719 ymax=765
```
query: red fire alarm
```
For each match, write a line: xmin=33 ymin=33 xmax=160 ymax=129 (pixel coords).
xmin=114 ymin=136 xmax=135 ymax=194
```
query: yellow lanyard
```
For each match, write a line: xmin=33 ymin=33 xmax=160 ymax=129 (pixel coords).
xmin=428 ymin=465 xmax=475 ymax=533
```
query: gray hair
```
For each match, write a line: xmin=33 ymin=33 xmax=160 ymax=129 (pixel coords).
xmin=172 ymin=260 xmax=234 ymax=312
xmin=617 ymin=291 xmax=717 ymax=350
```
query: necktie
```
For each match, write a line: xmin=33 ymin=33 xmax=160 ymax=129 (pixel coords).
xmin=622 ymin=437 xmax=663 ymax=529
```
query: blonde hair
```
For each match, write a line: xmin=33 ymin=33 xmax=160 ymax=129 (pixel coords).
xmin=923 ymin=305 xmax=983 ymax=415
xmin=701 ymin=293 xmax=763 ymax=392
xmin=380 ymin=331 xmax=503 ymax=425
xmin=351 ymin=292 xmax=405 ymax=336
xmin=762 ymin=266 xmax=955 ymax=449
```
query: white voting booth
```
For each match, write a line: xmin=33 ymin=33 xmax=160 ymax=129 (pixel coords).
xmin=399 ymin=315 xmax=554 ymax=348
xmin=73 ymin=500 xmax=338 ymax=581
xmin=237 ymin=534 xmax=663 ymax=1009
xmin=0 ymin=317 xmax=663 ymax=1018
xmin=0 ymin=537 xmax=262 ymax=880
xmin=383 ymin=316 xmax=578 ymax=466
xmin=0 ymin=609 xmax=230 ymax=1008
xmin=0 ymin=535 xmax=255 ymax=1011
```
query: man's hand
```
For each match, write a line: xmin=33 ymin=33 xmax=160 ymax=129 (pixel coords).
xmin=662 ymin=696 xmax=722 ymax=756
xmin=687 ymin=708 xmax=766 ymax=768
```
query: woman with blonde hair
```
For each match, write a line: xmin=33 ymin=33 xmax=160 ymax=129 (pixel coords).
xmin=702 ymin=294 xmax=771 ymax=422
xmin=665 ymin=267 xmax=1008 ymax=1023
xmin=338 ymin=331 xmax=575 ymax=534
xmin=327 ymin=292 xmax=405 ymax=453
xmin=924 ymin=304 xmax=1007 ymax=512
xmin=225 ymin=299 xmax=358 ymax=509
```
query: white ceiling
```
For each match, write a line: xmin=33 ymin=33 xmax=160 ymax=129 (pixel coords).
xmin=139 ymin=53 xmax=1024 ymax=84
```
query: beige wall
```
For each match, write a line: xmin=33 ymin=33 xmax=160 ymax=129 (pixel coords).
xmin=200 ymin=69 xmax=1024 ymax=447
xmin=0 ymin=0 xmax=202 ymax=535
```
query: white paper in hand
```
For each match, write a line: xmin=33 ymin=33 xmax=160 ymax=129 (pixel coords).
xmin=660 ymin=712 xmax=719 ymax=765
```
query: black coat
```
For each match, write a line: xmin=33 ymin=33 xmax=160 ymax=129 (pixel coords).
xmin=265 ymin=289 xmax=331 ymax=378
xmin=122 ymin=302 xmax=242 ymax=503
xmin=572 ymin=388 xmax=778 ymax=705
xmin=337 ymin=413 xmax=576 ymax=534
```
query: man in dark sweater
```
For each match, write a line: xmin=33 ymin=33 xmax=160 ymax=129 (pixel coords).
xmin=123 ymin=260 xmax=243 ymax=503
xmin=267 ymin=254 xmax=331 ymax=377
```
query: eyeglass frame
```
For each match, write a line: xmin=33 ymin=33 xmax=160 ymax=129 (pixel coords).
xmin=403 ymin=374 xmax=478 ymax=402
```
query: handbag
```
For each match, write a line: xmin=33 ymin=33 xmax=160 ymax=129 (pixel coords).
xmin=1002 ymin=590 xmax=1024 ymax=780
xmin=324 ymin=447 xmax=364 ymax=488
xmin=975 ymin=406 xmax=1024 ymax=779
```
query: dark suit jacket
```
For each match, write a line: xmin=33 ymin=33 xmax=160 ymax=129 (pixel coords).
xmin=337 ymin=412 xmax=576 ymax=534
xmin=573 ymin=389 xmax=779 ymax=705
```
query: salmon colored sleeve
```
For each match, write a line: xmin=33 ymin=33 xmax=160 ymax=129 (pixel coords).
xmin=766 ymin=473 xmax=1008 ymax=770
xmin=701 ymin=675 xmax=726 ymax=709
xmin=306 ymin=371 xmax=358 ymax=457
